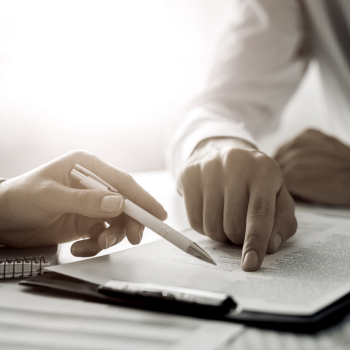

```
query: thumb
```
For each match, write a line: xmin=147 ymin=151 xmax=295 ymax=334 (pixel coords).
xmin=53 ymin=185 xmax=125 ymax=218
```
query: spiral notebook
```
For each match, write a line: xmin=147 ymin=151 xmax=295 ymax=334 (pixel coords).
xmin=0 ymin=245 xmax=58 ymax=279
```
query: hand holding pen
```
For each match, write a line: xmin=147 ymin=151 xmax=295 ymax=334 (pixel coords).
xmin=0 ymin=150 xmax=214 ymax=263
xmin=0 ymin=150 xmax=167 ymax=256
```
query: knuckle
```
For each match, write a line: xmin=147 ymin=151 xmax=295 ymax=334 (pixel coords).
xmin=36 ymin=182 xmax=57 ymax=207
xmin=69 ymin=149 xmax=94 ymax=161
xmin=255 ymin=154 xmax=280 ymax=173
xmin=223 ymin=148 xmax=254 ymax=168
xmin=253 ymin=157 xmax=282 ymax=187
xmin=253 ymin=151 xmax=268 ymax=162
xmin=248 ymin=198 xmax=270 ymax=218
xmin=202 ymin=158 xmax=222 ymax=177
xmin=74 ymin=189 xmax=94 ymax=210
xmin=116 ymin=171 xmax=134 ymax=188
xmin=74 ymin=189 xmax=86 ymax=206
xmin=120 ymin=171 xmax=134 ymax=181
xmin=29 ymin=182 xmax=55 ymax=215
xmin=37 ymin=181 xmax=54 ymax=196
xmin=134 ymin=188 xmax=146 ymax=205
xmin=222 ymin=148 xmax=241 ymax=164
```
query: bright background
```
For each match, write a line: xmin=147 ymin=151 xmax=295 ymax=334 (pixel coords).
xmin=0 ymin=0 xmax=327 ymax=178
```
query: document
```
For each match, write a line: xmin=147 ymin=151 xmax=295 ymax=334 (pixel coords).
xmin=48 ymin=208 xmax=350 ymax=316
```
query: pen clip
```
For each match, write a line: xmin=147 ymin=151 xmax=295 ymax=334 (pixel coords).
xmin=73 ymin=164 xmax=119 ymax=194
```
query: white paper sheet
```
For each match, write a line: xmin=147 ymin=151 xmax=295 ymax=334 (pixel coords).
xmin=48 ymin=208 xmax=350 ymax=316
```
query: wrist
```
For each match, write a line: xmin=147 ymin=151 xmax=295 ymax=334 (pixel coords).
xmin=193 ymin=137 xmax=257 ymax=156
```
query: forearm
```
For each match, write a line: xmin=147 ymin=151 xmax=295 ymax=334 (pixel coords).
xmin=166 ymin=0 xmax=309 ymax=176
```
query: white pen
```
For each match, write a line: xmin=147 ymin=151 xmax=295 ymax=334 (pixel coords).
xmin=70 ymin=164 xmax=216 ymax=265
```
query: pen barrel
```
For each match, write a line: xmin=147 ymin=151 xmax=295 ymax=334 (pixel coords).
xmin=80 ymin=176 xmax=108 ymax=191
xmin=123 ymin=200 xmax=192 ymax=252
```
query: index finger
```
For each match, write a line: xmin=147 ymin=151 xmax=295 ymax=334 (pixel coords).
xmin=63 ymin=151 xmax=168 ymax=221
xmin=242 ymin=184 xmax=277 ymax=271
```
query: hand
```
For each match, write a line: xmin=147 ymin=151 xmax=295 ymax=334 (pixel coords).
xmin=0 ymin=150 xmax=167 ymax=256
xmin=274 ymin=129 xmax=350 ymax=206
xmin=178 ymin=137 xmax=297 ymax=271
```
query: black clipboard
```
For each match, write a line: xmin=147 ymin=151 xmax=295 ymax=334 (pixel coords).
xmin=20 ymin=271 xmax=350 ymax=333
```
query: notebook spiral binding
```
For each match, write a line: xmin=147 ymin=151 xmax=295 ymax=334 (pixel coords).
xmin=0 ymin=254 xmax=48 ymax=279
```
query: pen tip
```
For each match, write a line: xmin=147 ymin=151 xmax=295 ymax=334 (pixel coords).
xmin=187 ymin=242 xmax=217 ymax=265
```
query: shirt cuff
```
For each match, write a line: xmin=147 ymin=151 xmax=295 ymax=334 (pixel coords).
xmin=167 ymin=107 xmax=257 ymax=176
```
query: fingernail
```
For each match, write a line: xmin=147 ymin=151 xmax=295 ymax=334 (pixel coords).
xmin=243 ymin=250 xmax=259 ymax=270
xmin=272 ymin=233 xmax=282 ymax=253
xmin=105 ymin=232 xmax=117 ymax=249
xmin=101 ymin=195 xmax=123 ymax=213
xmin=72 ymin=245 xmax=85 ymax=256
xmin=139 ymin=226 xmax=144 ymax=243
xmin=164 ymin=211 xmax=168 ymax=220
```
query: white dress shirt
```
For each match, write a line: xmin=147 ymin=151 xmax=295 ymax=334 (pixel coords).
xmin=167 ymin=0 xmax=350 ymax=175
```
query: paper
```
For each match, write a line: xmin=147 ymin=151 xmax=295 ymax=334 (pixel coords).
xmin=48 ymin=208 xmax=350 ymax=316
xmin=0 ymin=283 xmax=243 ymax=350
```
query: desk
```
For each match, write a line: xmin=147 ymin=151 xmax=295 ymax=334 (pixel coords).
xmin=2 ymin=170 xmax=350 ymax=349
xmin=118 ymin=171 xmax=350 ymax=349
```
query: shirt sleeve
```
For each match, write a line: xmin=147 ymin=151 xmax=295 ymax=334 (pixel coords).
xmin=166 ymin=0 xmax=310 ymax=176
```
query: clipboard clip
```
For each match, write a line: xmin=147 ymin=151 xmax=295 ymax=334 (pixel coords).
xmin=99 ymin=280 xmax=239 ymax=315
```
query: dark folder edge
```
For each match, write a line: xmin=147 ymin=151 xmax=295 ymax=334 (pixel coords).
xmin=20 ymin=272 xmax=234 ymax=318
xmin=20 ymin=271 xmax=350 ymax=333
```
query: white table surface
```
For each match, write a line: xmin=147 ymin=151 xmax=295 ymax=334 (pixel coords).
xmin=2 ymin=170 xmax=350 ymax=350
